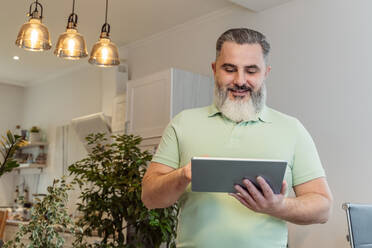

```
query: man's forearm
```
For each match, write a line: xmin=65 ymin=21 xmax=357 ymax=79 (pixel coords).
xmin=274 ymin=193 xmax=332 ymax=225
xmin=142 ymin=167 xmax=190 ymax=209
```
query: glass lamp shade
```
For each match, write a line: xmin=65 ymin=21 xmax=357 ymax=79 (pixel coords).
xmin=15 ymin=18 xmax=52 ymax=51
xmin=89 ymin=37 xmax=120 ymax=67
xmin=54 ymin=28 xmax=88 ymax=60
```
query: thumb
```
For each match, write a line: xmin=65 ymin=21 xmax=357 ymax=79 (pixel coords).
xmin=280 ymin=180 xmax=288 ymax=195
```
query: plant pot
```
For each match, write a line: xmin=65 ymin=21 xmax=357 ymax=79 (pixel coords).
xmin=29 ymin=132 xmax=41 ymax=143
xmin=126 ymin=224 xmax=153 ymax=248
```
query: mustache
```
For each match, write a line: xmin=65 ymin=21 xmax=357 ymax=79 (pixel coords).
xmin=227 ymin=85 xmax=253 ymax=92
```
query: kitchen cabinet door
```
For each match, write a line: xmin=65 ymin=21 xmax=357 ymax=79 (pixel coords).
xmin=126 ymin=70 xmax=172 ymax=139
xmin=126 ymin=68 xmax=214 ymax=139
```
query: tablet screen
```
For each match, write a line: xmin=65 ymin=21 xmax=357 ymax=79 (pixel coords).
xmin=191 ymin=157 xmax=287 ymax=194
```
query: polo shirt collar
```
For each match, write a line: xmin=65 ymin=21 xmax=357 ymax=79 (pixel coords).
xmin=207 ymin=104 xmax=272 ymax=123
xmin=208 ymin=104 xmax=221 ymax=117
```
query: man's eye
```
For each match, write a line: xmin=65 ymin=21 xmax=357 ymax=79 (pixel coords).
xmin=225 ymin=67 xmax=235 ymax=72
xmin=246 ymin=69 xmax=258 ymax=74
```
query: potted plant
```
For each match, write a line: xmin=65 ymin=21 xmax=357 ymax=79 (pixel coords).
xmin=4 ymin=177 xmax=79 ymax=248
xmin=29 ymin=126 xmax=41 ymax=143
xmin=68 ymin=133 xmax=179 ymax=248
xmin=0 ymin=131 xmax=23 ymax=178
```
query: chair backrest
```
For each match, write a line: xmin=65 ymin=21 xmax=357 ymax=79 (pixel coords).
xmin=0 ymin=210 xmax=8 ymax=240
xmin=343 ymin=203 xmax=372 ymax=248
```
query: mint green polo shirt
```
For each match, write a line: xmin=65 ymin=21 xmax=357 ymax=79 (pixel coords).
xmin=152 ymin=104 xmax=325 ymax=248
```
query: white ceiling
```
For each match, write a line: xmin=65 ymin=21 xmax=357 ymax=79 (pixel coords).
xmin=0 ymin=0 xmax=289 ymax=86
xmin=228 ymin=0 xmax=290 ymax=12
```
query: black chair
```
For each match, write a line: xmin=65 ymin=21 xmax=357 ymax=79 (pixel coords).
xmin=343 ymin=203 xmax=372 ymax=248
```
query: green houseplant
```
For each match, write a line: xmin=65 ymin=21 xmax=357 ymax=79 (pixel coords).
xmin=0 ymin=130 xmax=23 ymax=177
xmin=68 ymin=133 xmax=179 ymax=248
xmin=29 ymin=126 xmax=40 ymax=133
xmin=29 ymin=126 xmax=41 ymax=143
xmin=4 ymin=177 xmax=79 ymax=248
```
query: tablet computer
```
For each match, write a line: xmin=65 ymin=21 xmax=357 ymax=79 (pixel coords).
xmin=191 ymin=157 xmax=287 ymax=194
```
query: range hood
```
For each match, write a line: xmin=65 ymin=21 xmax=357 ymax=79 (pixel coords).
xmin=71 ymin=112 xmax=112 ymax=152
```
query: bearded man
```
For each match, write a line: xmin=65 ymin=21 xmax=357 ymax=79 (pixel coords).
xmin=141 ymin=28 xmax=333 ymax=248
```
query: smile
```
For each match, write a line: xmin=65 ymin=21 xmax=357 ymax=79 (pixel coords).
xmin=228 ymin=88 xmax=252 ymax=97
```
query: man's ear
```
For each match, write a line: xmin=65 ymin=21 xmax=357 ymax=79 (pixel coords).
xmin=265 ymin=65 xmax=271 ymax=78
xmin=212 ymin=62 xmax=216 ymax=74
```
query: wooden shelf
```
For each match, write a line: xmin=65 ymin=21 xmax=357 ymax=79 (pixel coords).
xmin=19 ymin=142 xmax=48 ymax=148
xmin=16 ymin=163 xmax=47 ymax=169
xmin=15 ymin=142 xmax=48 ymax=173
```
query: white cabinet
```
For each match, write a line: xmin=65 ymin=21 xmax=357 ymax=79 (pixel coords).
xmin=126 ymin=68 xmax=214 ymax=139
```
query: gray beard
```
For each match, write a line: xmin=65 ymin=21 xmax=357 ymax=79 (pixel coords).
xmin=213 ymin=82 xmax=266 ymax=122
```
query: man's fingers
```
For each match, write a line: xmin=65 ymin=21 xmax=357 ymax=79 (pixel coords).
xmin=234 ymin=184 xmax=259 ymax=209
xmin=256 ymin=176 xmax=274 ymax=198
xmin=229 ymin=193 xmax=251 ymax=209
xmin=243 ymin=179 xmax=265 ymax=202
xmin=280 ymin=180 xmax=287 ymax=195
xmin=182 ymin=162 xmax=192 ymax=181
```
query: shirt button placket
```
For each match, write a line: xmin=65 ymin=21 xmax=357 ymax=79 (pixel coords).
xmin=230 ymin=123 xmax=241 ymax=144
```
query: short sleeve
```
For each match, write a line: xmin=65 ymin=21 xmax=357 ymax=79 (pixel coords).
xmin=292 ymin=120 xmax=326 ymax=186
xmin=152 ymin=121 xmax=180 ymax=169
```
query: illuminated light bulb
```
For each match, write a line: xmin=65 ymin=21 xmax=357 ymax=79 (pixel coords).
xmin=68 ymin=39 xmax=75 ymax=53
xmin=101 ymin=47 xmax=108 ymax=62
xmin=30 ymin=29 xmax=39 ymax=47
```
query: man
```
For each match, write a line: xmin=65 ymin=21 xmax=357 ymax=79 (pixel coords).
xmin=141 ymin=28 xmax=333 ymax=248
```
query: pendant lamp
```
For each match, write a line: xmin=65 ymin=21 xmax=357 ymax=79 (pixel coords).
xmin=89 ymin=0 xmax=120 ymax=67
xmin=15 ymin=0 xmax=52 ymax=51
xmin=54 ymin=0 xmax=88 ymax=60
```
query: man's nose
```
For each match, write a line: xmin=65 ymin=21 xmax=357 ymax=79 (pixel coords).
xmin=234 ymin=71 xmax=246 ymax=86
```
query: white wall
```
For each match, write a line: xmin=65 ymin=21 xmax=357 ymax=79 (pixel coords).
xmin=101 ymin=68 xmax=118 ymax=117
xmin=21 ymin=66 xmax=102 ymax=196
xmin=124 ymin=0 xmax=372 ymax=247
xmin=0 ymin=83 xmax=25 ymax=206
xmin=101 ymin=64 xmax=129 ymax=117
xmin=0 ymin=61 xmax=125 ymax=209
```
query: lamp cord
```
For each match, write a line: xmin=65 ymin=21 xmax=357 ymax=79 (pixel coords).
xmin=68 ymin=0 xmax=78 ymax=27
xmin=100 ymin=0 xmax=110 ymax=35
xmin=105 ymin=0 xmax=108 ymax=24
xmin=34 ymin=0 xmax=39 ymax=13
xmin=31 ymin=0 xmax=43 ymax=19
xmin=72 ymin=0 xmax=75 ymax=14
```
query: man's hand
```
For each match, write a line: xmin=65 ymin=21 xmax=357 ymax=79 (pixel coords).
xmin=230 ymin=176 xmax=288 ymax=217
xmin=142 ymin=162 xmax=192 ymax=209
xmin=182 ymin=162 xmax=192 ymax=182
xmin=231 ymin=177 xmax=332 ymax=225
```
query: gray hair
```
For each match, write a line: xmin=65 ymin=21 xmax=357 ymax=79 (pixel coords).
xmin=216 ymin=28 xmax=271 ymax=62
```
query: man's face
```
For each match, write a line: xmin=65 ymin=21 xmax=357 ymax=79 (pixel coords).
xmin=212 ymin=42 xmax=271 ymax=122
